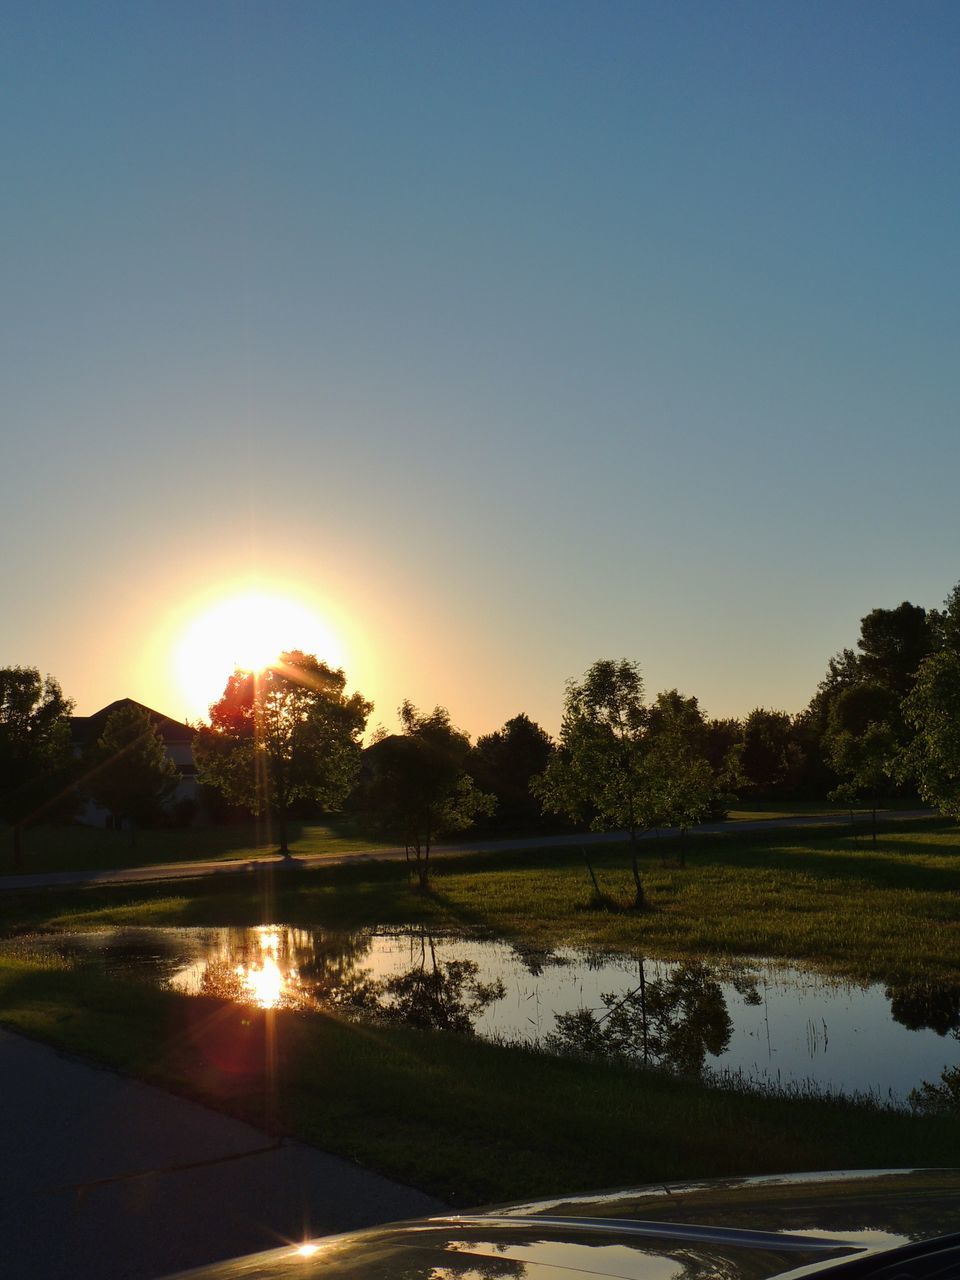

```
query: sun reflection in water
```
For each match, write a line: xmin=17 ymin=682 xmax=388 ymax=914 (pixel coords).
xmin=237 ymin=927 xmax=287 ymax=1009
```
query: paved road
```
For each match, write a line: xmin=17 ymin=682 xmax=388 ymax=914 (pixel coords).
xmin=0 ymin=810 xmax=937 ymax=893
xmin=0 ymin=1028 xmax=446 ymax=1280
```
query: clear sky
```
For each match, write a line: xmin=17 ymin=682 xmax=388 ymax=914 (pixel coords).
xmin=3 ymin=1 xmax=959 ymax=738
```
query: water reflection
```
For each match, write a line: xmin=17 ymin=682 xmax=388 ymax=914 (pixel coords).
xmin=7 ymin=926 xmax=960 ymax=1102
xmin=176 ymin=926 xmax=375 ymax=1013
xmin=546 ymin=961 xmax=734 ymax=1077
xmin=886 ymin=981 xmax=960 ymax=1037
xmin=341 ymin=928 xmax=507 ymax=1033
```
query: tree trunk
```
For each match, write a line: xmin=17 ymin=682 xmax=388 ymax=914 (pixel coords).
xmin=628 ymin=826 xmax=645 ymax=909
xmin=277 ymin=803 xmax=289 ymax=855
xmin=871 ymin=788 xmax=877 ymax=847
xmin=581 ymin=847 xmax=603 ymax=900
xmin=638 ymin=961 xmax=649 ymax=1064
xmin=417 ymin=834 xmax=431 ymax=892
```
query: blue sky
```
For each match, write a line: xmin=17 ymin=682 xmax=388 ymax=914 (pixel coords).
xmin=3 ymin=1 xmax=959 ymax=734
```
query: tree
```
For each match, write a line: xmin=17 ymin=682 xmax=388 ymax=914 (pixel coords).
xmin=0 ymin=667 xmax=74 ymax=868
xmin=533 ymin=659 xmax=650 ymax=907
xmin=824 ymin=682 xmax=900 ymax=844
xmin=470 ymin=713 xmax=555 ymax=829
xmin=645 ymin=690 xmax=737 ymax=865
xmin=86 ymin=703 xmax=180 ymax=840
xmin=364 ymin=702 xmax=495 ymax=891
xmin=900 ymin=649 xmax=960 ymax=819
xmin=857 ymin=601 xmax=936 ymax=697
xmin=194 ymin=652 xmax=371 ymax=854
xmin=740 ymin=708 xmax=800 ymax=796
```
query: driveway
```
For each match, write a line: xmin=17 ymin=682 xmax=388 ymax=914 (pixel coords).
xmin=0 ymin=1028 xmax=446 ymax=1279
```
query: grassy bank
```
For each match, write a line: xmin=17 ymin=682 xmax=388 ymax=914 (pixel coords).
xmin=0 ymin=817 xmax=397 ymax=874
xmin=1 ymin=952 xmax=956 ymax=1206
xmin=2 ymin=824 xmax=957 ymax=984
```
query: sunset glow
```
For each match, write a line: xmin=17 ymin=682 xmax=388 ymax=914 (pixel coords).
xmin=173 ymin=590 xmax=344 ymax=719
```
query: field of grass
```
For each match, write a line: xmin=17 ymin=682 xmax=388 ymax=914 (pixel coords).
xmin=1 ymin=951 xmax=956 ymax=1206
xmin=0 ymin=817 xmax=397 ymax=875
xmin=1 ymin=800 xmax=932 ymax=877
xmin=3 ymin=823 xmax=957 ymax=984
xmin=725 ymin=798 xmax=923 ymax=821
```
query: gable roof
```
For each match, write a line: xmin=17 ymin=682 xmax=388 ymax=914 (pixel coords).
xmin=70 ymin=699 xmax=195 ymax=746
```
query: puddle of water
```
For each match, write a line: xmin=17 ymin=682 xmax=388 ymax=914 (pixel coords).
xmin=7 ymin=925 xmax=960 ymax=1105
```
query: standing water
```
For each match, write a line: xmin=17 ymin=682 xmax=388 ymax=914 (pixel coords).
xmin=7 ymin=924 xmax=959 ymax=1105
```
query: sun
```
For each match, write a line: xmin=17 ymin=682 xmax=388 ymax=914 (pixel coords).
xmin=174 ymin=589 xmax=344 ymax=718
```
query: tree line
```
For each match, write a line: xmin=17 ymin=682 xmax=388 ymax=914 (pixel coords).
xmin=4 ymin=581 xmax=960 ymax=873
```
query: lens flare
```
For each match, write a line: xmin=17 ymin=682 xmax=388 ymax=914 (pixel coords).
xmin=174 ymin=589 xmax=344 ymax=718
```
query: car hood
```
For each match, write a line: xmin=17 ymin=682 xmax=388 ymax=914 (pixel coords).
xmin=168 ymin=1168 xmax=960 ymax=1280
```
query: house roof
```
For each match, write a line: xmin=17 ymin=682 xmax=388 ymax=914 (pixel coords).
xmin=70 ymin=699 xmax=195 ymax=746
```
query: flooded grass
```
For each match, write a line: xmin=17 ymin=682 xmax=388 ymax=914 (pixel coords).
xmin=1 ymin=950 xmax=958 ymax=1206
xmin=4 ymin=825 xmax=957 ymax=985
xmin=11 ymin=923 xmax=958 ymax=1101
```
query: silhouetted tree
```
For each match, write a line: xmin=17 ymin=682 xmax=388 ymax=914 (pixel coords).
xmin=0 ymin=667 xmax=74 ymax=868
xmin=740 ymin=708 xmax=799 ymax=796
xmin=195 ymin=652 xmax=370 ymax=854
xmin=857 ymin=601 xmax=936 ymax=697
xmin=533 ymin=659 xmax=650 ymax=907
xmin=900 ymin=649 xmax=960 ymax=819
xmin=470 ymin=713 xmax=555 ymax=829
xmin=365 ymin=702 xmax=495 ymax=890
xmin=824 ymin=682 xmax=900 ymax=843
xmin=644 ymin=690 xmax=736 ymax=863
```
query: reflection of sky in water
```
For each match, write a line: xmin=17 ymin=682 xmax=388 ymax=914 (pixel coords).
xmin=9 ymin=926 xmax=960 ymax=1104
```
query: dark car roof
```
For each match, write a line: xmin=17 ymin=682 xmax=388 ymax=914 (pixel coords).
xmin=166 ymin=1169 xmax=960 ymax=1280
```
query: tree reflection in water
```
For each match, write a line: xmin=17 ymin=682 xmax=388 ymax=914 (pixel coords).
xmin=546 ymin=960 xmax=733 ymax=1076
xmin=341 ymin=929 xmax=507 ymax=1033
xmin=887 ymin=981 xmax=960 ymax=1038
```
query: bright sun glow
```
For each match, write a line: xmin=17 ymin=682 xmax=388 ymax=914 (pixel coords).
xmin=236 ymin=927 xmax=287 ymax=1008
xmin=174 ymin=589 xmax=344 ymax=718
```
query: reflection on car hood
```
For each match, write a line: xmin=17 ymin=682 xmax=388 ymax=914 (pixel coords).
xmin=167 ymin=1168 xmax=960 ymax=1280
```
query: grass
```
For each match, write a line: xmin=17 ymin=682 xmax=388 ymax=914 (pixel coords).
xmin=0 ymin=816 xmax=397 ymax=875
xmin=3 ymin=801 xmax=931 ymax=878
xmin=2 ymin=822 xmax=957 ymax=984
xmin=1 ymin=952 xmax=957 ymax=1206
xmin=725 ymin=798 xmax=923 ymax=821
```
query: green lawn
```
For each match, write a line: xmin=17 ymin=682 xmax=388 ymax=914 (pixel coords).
xmin=2 ymin=823 xmax=958 ymax=1205
xmin=725 ymin=798 xmax=922 ymax=821
xmin=1 ymin=954 xmax=956 ymax=1207
xmin=1 ymin=817 xmax=397 ymax=875
xmin=3 ymin=823 xmax=957 ymax=984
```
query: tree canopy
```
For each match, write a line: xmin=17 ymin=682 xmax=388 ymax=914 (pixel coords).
xmin=901 ymin=649 xmax=960 ymax=820
xmin=533 ymin=659 xmax=651 ymax=906
xmin=0 ymin=667 xmax=74 ymax=866
xmin=194 ymin=652 xmax=371 ymax=853
xmin=470 ymin=713 xmax=555 ymax=829
xmin=364 ymin=702 xmax=495 ymax=890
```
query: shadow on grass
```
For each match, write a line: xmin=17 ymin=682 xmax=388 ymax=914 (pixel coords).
xmin=687 ymin=833 xmax=960 ymax=894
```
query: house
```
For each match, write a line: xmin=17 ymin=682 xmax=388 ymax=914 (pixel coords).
xmin=70 ymin=698 xmax=199 ymax=825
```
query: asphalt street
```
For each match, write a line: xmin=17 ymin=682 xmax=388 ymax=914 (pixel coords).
xmin=0 ymin=1028 xmax=446 ymax=1279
